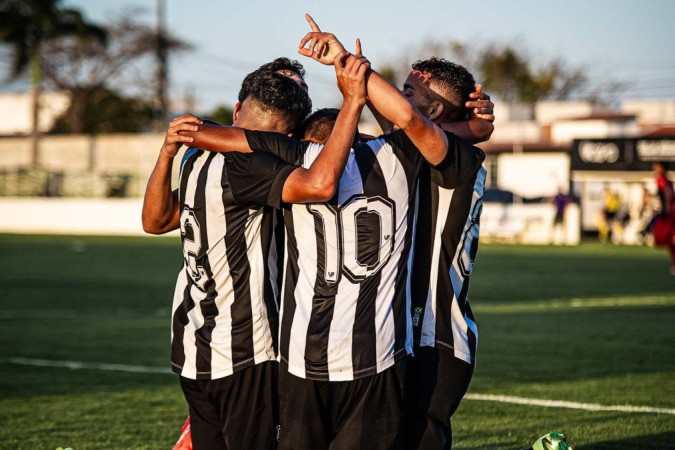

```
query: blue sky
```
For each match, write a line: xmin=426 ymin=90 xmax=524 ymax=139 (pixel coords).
xmin=8 ymin=0 xmax=675 ymax=113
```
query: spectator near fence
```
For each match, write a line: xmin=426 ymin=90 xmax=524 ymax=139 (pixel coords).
xmin=651 ymin=162 xmax=675 ymax=275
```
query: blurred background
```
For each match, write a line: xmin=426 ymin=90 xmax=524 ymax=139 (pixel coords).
xmin=1 ymin=0 xmax=674 ymax=245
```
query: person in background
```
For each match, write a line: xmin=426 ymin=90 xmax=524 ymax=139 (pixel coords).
xmin=651 ymin=161 xmax=675 ymax=275
xmin=551 ymin=187 xmax=569 ymax=244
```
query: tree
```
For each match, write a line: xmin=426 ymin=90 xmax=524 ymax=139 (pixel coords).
xmin=50 ymin=86 xmax=154 ymax=134
xmin=204 ymin=105 xmax=235 ymax=126
xmin=0 ymin=0 xmax=106 ymax=164
xmin=476 ymin=43 xmax=588 ymax=103
xmin=384 ymin=38 xmax=604 ymax=105
xmin=41 ymin=11 xmax=190 ymax=134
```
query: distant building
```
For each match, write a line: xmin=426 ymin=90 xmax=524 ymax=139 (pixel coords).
xmin=479 ymin=98 xmax=675 ymax=242
xmin=0 ymin=91 xmax=71 ymax=136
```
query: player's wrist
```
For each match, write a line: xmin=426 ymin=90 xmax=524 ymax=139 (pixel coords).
xmin=160 ymin=146 xmax=178 ymax=159
xmin=343 ymin=96 xmax=367 ymax=110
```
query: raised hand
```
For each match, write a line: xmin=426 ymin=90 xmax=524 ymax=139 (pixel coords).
xmin=465 ymin=85 xmax=495 ymax=122
xmin=161 ymin=114 xmax=202 ymax=157
xmin=298 ymin=13 xmax=346 ymax=65
xmin=334 ymin=39 xmax=369 ymax=107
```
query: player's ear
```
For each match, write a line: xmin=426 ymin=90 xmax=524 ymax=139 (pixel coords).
xmin=233 ymin=103 xmax=242 ymax=122
xmin=428 ymin=100 xmax=444 ymax=122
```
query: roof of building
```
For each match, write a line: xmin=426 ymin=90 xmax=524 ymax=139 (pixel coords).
xmin=641 ymin=125 xmax=675 ymax=137
xmin=479 ymin=141 xmax=568 ymax=154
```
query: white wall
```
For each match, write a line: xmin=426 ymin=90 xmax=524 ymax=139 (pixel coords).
xmin=0 ymin=198 xmax=579 ymax=245
xmin=551 ymin=119 xmax=640 ymax=143
xmin=0 ymin=198 xmax=164 ymax=236
xmin=0 ymin=92 xmax=71 ymax=135
xmin=622 ymin=99 xmax=675 ymax=125
xmin=488 ymin=121 xmax=542 ymax=144
xmin=535 ymin=101 xmax=597 ymax=125
xmin=481 ymin=203 xmax=580 ymax=245
xmin=497 ymin=152 xmax=570 ymax=198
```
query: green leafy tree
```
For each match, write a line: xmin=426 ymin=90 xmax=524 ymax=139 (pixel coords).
xmin=384 ymin=38 xmax=607 ymax=105
xmin=0 ymin=0 xmax=106 ymax=164
xmin=204 ymin=104 xmax=235 ymax=126
xmin=477 ymin=43 xmax=588 ymax=103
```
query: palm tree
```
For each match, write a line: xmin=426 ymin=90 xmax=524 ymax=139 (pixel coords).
xmin=0 ymin=0 xmax=106 ymax=166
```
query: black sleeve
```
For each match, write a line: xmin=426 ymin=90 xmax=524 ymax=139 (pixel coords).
xmin=383 ymin=129 xmax=421 ymax=166
xmin=224 ymin=152 xmax=297 ymax=209
xmin=244 ymin=129 xmax=311 ymax=164
xmin=429 ymin=131 xmax=486 ymax=189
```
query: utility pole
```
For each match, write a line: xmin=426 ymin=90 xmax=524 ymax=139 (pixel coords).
xmin=155 ymin=0 xmax=168 ymax=130
xmin=30 ymin=45 xmax=42 ymax=167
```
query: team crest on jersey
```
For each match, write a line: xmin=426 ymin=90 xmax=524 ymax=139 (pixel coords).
xmin=412 ymin=307 xmax=424 ymax=327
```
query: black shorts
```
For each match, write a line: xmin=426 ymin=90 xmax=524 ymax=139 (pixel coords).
xmin=179 ymin=361 xmax=279 ymax=450
xmin=404 ymin=347 xmax=474 ymax=450
xmin=278 ymin=361 xmax=406 ymax=450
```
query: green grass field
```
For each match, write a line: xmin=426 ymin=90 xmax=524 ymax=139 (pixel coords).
xmin=0 ymin=234 xmax=673 ymax=449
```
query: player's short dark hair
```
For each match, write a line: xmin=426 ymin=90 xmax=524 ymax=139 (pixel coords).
xmin=239 ymin=57 xmax=307 ymax=103
xmin=412 ymin=57 xmax=475 ymax=121
xmin=246 ymin=71 xmax=312 ymax=131
xmin=298 ymin=108 xmax=340 ymax=143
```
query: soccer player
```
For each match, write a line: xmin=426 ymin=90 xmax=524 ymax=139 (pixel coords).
xmin=142 ymin=51 xmax=368 ymax=450
xmin=179 ymin=23 xmax=486 ymax=450
xmin=401 ymin=59 xmax=489 ymax=450
xmin=296 ymin=18 xmax=495 ymax=449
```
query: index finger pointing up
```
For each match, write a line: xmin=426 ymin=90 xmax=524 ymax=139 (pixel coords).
xmin=305 ymin=13 xmax=321 ymax=32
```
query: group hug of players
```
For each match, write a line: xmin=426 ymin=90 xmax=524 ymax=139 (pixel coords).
xmin=142 ymin=14 xmax=495 ymax=450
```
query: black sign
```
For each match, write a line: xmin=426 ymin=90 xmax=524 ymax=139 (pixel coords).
xmin=571 ymin=138 xmax=675 ymax=171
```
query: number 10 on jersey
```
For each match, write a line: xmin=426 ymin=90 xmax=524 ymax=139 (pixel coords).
xmin=307 ymin=195 xmax=396 ymax=284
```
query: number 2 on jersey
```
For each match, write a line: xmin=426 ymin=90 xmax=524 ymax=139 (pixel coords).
xmin=180 ymin=207 xmax=208 ymax=289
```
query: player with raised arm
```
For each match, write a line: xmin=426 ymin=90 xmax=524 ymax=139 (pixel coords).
xmin=298 ymin=16 xmax=496 ymax=450
xmin=142 ymin=51 xmax=368 ymax=449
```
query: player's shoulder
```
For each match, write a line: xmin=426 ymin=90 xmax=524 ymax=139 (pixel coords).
xmin=179 ymin=147 xmax=202 ymax=173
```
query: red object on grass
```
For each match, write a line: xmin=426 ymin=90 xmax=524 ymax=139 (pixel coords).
xmin=172 ymin=416 xmax=192 ymax=450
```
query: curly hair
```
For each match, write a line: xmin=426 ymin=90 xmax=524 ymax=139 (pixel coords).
xmin=412 ymin=58 xmax=475 ymax=121
xmin=239 ymin=57 xmax=307 ymax=103
xmin=245 ymin=71 xmax=312 ymax=132
xmin=297 ymin=108 xmax=340 ymax=143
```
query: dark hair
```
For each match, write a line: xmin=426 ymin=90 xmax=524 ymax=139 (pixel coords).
xmin=239 ymin=57 xmax=307 ymax=103
xmin=246 ymin=71 xmax=312 ymax=131
xmin=412 ymin=57 xmax=475 ymax=121
xmin=298 ymin=108 xmax=340 ymax=143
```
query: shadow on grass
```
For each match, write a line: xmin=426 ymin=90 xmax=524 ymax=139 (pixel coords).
xmin=574 ymin=430 xmax=675 ymax=449
xmin=472 ymin=244 xmax=675 ymax=304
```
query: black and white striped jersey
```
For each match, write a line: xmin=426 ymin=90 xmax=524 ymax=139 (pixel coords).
xmin=410 ymin=164 xmax=486 ymax=365
xmin=230 ymin=129 xmax=484 ymax=381
xmin=170 ymin=148 xmax=294 ymax=380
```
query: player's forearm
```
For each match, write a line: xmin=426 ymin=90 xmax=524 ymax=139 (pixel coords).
xmin=365 ymin=70 xmax=414 ymax=131
xmin=282 ymin=100 xmax=363 ymax=203
xmin=366 ymin=70 xmax=448 ymax=165
xmin=180 ymin=125 xmax=252 ymax=154
xmin=142 ymin=151 xmax=179 ymax=234
xmin=441 ymin=118 xmax=494 ymax=144
xmin=366 ymin=100 xmax=394 ymax=134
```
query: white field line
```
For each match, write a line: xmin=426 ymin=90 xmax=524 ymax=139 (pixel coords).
xmin=465 ymin=393 xmax=675 ymax=415
xmin=3 ymin=357 xmax=674 ymax=415
xmin=2 ymin=357 xmax=172 ymax=374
